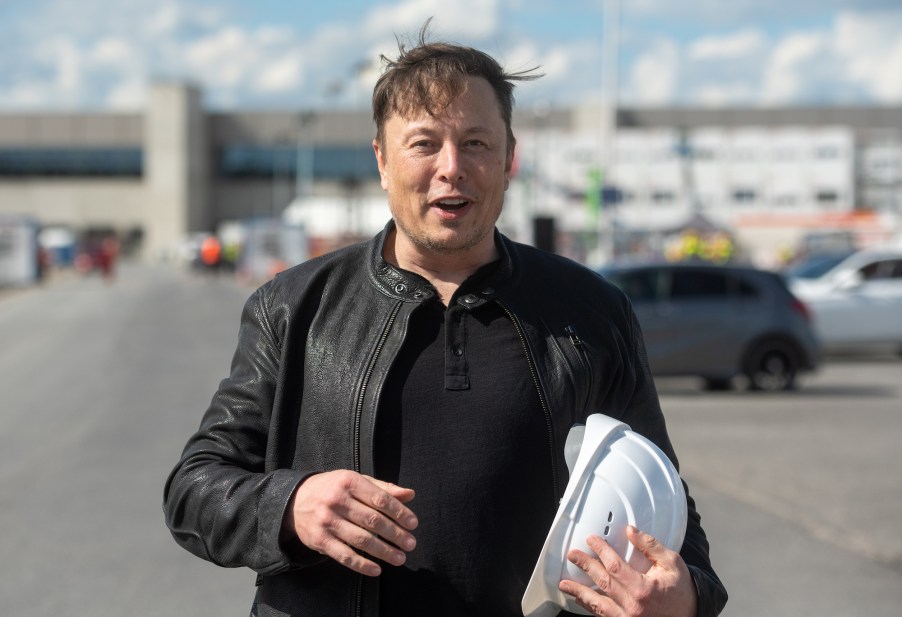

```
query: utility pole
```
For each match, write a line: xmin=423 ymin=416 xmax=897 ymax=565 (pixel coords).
xmin=596 ymin=0 xmax=620 ymax=264
xmin=295 ymin=111 xmax=316 ymax=202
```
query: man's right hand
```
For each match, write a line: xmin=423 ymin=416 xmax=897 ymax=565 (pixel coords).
xmin=282 ymin=470 xmax=418 ymax=576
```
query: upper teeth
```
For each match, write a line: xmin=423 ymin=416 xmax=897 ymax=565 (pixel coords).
xmin=438 ymin=199 xmax=466 ymax=206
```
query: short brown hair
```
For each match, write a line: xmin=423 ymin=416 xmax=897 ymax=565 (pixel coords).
xmin=372 ymin=20 xmax=541 ymax=154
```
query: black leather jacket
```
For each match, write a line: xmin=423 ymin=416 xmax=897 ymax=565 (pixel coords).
xmin=163 ymin=222 xmax=727 ymax=617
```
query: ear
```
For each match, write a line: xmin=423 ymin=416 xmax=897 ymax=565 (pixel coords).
xmin=373 ymin=139 xmax=389 ymax=191
xmin=503 ymin=146 xmax=514 ymax=191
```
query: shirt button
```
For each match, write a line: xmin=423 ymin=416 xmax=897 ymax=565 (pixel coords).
xmin=452 ymin=346 xmax=464 ymax=357
xmin=462 ymin=294 xmax=478 ymax=304
xmin=395 ymin=284 xmax=407 ymax=294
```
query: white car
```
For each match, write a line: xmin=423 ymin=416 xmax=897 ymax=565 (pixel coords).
xmin=788 ymin=247 xmax=902 ymax=354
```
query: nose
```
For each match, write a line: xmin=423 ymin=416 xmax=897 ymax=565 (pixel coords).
xmin=436 ymin=143 xmax=464 ymax=182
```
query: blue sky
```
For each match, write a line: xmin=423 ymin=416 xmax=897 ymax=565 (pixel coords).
xmin=2 ymin=0 xmax=901 ymax=111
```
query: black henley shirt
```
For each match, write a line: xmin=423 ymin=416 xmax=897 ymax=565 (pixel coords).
xmin=374 ymin=261 xmax=562 ymax=616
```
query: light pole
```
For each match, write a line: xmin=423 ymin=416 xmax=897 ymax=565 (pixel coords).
xmin=295 ymin=111 xmax=316 ymax=203
xmin=596 ymin=0 xmax=620 ymax=264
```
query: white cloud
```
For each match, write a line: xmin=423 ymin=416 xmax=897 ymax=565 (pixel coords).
xmin=694 ymin=83 xmax=758 ymax=107
xmin=689 ymin=29 xmax=766 ymax=61
xmin=364 ymin=0 xmax=499 ymax=39
xmin=105 ymin=79 xmax=146 ymax=109
xmin=184 ymin=27 xmax=255 ymax=88
xmin=90 ymin=37 xmax=134 ymax=66
xmin=52 ymin=38 xmax=85 ymax=101
xmin=760 ymin=32 xmax=826 ymax=103
xmin=254 ymin=54 xmax=305 ymax=94
xmin=145 ymin=1 xmax=183 ymax=38
xmin=834 ymin=10 xmax=902 ymax=102
xmin=623 ymin=40 xmax=680 ymax=105
xmin=2 ymin=0 xmax=901 ymax=111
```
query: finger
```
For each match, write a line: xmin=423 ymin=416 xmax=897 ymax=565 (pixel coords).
xmin=626 ymin=525 xmax=668 ymax=568
xmin=364 ymin=476 xmax=417 ymax=505
xmin=558 ymin=576 xmax=614 ymax=617
xmin=327 ymin=515 xmax=410 ymax=568
xmin=353 ymin=477 xmax=419 ymax=531
xmin=318 ymin=531 xmax=384 ymax=577
xmin=289 ymin=471 xmax=416 ymax=569
xmin=343 ymin=497 xmax=418 ymax=554
xmin=583 ymin=534 xmax=642 ymax=595
xmin=566 ymin=545 xmax=621 ymax=599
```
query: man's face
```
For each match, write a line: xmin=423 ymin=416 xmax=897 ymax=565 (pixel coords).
xmin=373 ymin=76 xmax=513 ymax=262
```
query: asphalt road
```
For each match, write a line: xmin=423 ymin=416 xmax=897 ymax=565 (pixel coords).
xmin=1 ymin=263 xmax=900 ymax=616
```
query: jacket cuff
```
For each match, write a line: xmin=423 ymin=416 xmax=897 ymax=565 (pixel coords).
xmin=259 ymin=468 xmax=326 ymax=573
xmin=688 ymin=564 xmax=729 ymax=617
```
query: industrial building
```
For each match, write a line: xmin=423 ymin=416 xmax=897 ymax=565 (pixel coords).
xmin=1 ymin=81 xmax=900 ymax=269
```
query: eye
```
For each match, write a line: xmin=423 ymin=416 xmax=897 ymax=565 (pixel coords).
xmin=410 ymin=139 xmax=436 ymax=151
xmin=464 ymin=139 xmax=488 ymax=148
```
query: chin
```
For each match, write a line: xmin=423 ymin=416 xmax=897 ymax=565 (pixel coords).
xmin=425 ymin=230 xmax=490 ymax=254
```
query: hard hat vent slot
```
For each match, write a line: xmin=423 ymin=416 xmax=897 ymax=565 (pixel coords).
xmin=604 ymin=511 xmax=614 ymax=536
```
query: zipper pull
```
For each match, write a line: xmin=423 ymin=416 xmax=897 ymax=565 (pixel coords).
xmin=565 ymin=325 xmax=583 ymax=346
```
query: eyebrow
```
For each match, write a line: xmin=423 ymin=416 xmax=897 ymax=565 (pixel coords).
xmin=400 ymin=123 xmax=498 ymax=140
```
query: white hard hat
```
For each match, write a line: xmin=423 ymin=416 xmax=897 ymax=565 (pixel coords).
xmin=521 ymin=414 xmax=688 ymax=617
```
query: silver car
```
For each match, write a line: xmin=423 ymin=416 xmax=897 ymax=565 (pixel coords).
xmin=599 ymin=262 xmax=820 ymax=391
xmin=788 ymin=247 xmax=902 ymax=355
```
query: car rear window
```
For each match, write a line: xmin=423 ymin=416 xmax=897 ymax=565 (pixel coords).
xmin=670 ymin=270 xmax=729 ymax=299
xmin=668 ymin=269 xmax=761 ymax=301
xmin=606 ymin=270 xmax=658 ymax=302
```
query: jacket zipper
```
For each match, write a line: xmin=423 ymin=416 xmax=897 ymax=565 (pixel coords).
xmin=498 ymin=302 xmax=560 ymax=501
xmin=564 ymin=324 xmax=594 ymax=412
xmin=353 ymin=300 xmax=403 ymax=473
xmin=352 ymin=300 xmax=403 ymax=617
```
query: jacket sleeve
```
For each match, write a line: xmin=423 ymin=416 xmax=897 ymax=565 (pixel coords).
xmin=619 ymin=311 xmax=729 ymax=617
xmin=162 ymin=284 xmax=319 ymax=575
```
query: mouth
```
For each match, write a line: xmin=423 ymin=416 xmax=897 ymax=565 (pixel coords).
xmin=432 ymin=198 xmax=471 ymax=212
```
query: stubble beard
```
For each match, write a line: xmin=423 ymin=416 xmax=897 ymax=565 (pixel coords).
xmin=395 ymin=216 xmax=492 ymax=256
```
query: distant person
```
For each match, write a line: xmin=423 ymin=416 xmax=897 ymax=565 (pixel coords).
xmin=96 ymin=236 xmax=118 ymax=282
xmin=199 ymin=235 xmax=222 ymax=273
xmin=163 ymin=22 xmax=727 ymax=617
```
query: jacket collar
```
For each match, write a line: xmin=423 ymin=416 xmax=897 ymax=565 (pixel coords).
xmin=367 ymin=220 xmax=515 ymax=305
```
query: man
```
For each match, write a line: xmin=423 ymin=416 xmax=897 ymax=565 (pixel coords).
xmin=163 ymin=25 xmax=727 ymax=617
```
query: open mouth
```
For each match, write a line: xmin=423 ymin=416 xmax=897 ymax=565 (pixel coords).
xmin=434 ymin=198 xmax=469 ymax=212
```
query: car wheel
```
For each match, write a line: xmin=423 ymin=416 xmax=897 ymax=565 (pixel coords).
xmin=744 ymin=341 xmax=799 ymax=392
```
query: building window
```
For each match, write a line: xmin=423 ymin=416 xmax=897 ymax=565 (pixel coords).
xmin=733 ymin=188 xmax=757 ymax=204
xmin=0 ymin=148 xmax=143 ymax=177
xmin=651 ymin=190 xmax=676 ymax=204
xmin=815 ymin=190 xmax=839 ymax=204
xmin=773 ymin=193 xmax=798 ymax=207
xmin=814 ymin=146 xmax=841 ymax=160
xmin=218 ymin=145 xmax=378 ymax=180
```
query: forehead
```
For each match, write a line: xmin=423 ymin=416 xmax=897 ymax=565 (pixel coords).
xmin=386 ymin=76 xmax=505 ymax=133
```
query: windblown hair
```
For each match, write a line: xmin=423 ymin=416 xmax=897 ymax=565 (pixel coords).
xmin=372 ymin=19 xmax=542 ymax=153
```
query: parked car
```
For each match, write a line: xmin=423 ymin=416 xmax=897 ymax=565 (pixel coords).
xmin=783 ymin=250 xmax=855 ymax=281
xmin=788 ymin=247 xmax=902 ymax=355
xmin=598 ymin=262 xmax=820 ymax=391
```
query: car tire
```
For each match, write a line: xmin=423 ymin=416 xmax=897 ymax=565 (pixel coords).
xmin=743 ymin=340 xmax=799 ymax=392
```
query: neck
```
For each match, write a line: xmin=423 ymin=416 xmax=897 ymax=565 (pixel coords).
xmin=384 ymin=229 xmax=497 ymax=305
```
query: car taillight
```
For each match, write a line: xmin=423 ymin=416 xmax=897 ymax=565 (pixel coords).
xmin=790 ymin=296 xmax=812 ymax=323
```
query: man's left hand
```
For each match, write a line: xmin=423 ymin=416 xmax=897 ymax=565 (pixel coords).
xmin=559 ymin=525 xmax=697 ymax=617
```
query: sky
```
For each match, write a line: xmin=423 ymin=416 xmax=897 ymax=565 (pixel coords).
xmin=2 ymin=0 xmax=902 ymax=112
